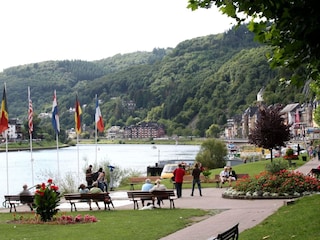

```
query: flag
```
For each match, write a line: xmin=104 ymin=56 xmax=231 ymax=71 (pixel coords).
xmin=52 ymin=90 xmax=60 ymax=134
xmin=74 ymin=94 xmax=82 ymax=134
xmin=0 ymin=86 xmax=9 ymax=134
xmin=28 ymin=87 xmax=33 ymax=134
xmin=95 ymin=95 xmax=104 ymax=133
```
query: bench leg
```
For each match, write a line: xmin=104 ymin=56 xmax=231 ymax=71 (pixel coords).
xmin=170 ymin=200 xmax=175 ymax=209
xmin=70 ymin=202 xmax=77 ymax=212
xmin=133 ymin=200 xmax=139 ymax=210
xmin=9 ymin=203 xmax=17 ymax=213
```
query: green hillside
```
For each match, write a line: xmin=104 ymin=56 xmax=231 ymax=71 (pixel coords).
xmin=0 ymin=25 xmax=312 ymax=137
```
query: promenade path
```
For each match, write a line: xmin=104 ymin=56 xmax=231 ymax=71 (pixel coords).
xmin=1 ymin=158 xmax=318 ymax=240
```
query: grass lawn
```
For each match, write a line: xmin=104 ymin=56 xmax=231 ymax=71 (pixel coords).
xmin=0 ymin=209 xmax=212 ymax=240
xmin=240 ymin=194 xmax=320 ymax=239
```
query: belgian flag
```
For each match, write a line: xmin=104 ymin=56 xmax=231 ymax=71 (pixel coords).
xmin=0 ymin=86 xmax=8 ymax=134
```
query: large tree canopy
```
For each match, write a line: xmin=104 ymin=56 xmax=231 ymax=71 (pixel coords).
xmin=188 ymin=0 xmax=320 ymax=86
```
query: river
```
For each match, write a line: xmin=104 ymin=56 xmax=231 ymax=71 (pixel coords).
xmin=0 ymin=144 xmax=200 ymax=206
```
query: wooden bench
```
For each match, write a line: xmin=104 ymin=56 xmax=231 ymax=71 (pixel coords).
xmin=127 ymin=190 xmax=176 ymax=209
xmin=211 ymin=223 xmax=239 ymax=240
xmin=128 ymin=176 xmax=160 ymax=190
xmin=214 ymin=174 xmax=249 ymax=188
xmin=64 ymin=193 xmax=114 ymax=212
xmin=4 ymin=195 xmax=35 ymax=212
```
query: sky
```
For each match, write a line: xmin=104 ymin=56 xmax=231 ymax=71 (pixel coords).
xmin=0 ymin=0 xmax=236 ymax=72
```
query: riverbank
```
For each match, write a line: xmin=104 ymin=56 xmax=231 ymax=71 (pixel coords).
xmin=0 ymin=138 xmax=204 ymax=153
xmin=0 ymin=143 xmax=71 ymax=152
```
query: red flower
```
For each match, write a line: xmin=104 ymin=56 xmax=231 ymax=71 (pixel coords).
xmin=47 ymin=179 xmax=53 ymax=184
xmin=51 ymin=185 xmax=59 ymax=191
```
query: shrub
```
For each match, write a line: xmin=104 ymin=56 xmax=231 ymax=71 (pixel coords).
xmin=265 ymin=159 xmax=288 ymax=174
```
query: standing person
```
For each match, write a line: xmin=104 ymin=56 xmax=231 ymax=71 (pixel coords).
xmin=191 ymin=163 xmax=202 ymax=197
xmin=85 ymin=165 xmax=93 ymax=187
xmin=316 ymin=145 xmax=320 ymax=160
xmin=173 ymin=163 xmax=185 ymax=198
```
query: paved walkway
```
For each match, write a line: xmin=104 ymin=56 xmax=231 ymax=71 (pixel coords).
xmin=158 ymin=158 xmax=319 ymax=240
xmin=1 ymin=158 xmax=319 ymax=240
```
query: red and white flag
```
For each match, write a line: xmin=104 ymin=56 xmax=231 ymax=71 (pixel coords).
xmin=95 ymin=95 xmax=104 ymax=133
xmin=28 ymin=87 xmax=33 ymax=134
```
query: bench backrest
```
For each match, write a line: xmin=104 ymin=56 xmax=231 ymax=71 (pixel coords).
xmin=129 ymin=176 xmax=159 ymax=183
xmin=151 ymin=190 xmax=175 ymax=199
xmin=215 ymin=223 xmax=239 ymax=240
xmin=64 ymin=193 xmax=110 ymax=201
xmin=127 ymin=190 xmax=175 ymax=199
xmin=127 ymin=191 xmax=152 ymax=199
xmin=82 ymin=193 xmax=109 ymax=200
xmin=5 ymin=195 xmax=21 ymax=201
xmin=5 ymin=195 xmax=34 ymax=203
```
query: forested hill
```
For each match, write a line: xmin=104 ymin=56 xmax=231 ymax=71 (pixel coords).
xmin=0 ymin=25 xmax=311 ymax=137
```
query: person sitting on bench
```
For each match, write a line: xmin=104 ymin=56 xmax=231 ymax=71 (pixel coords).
xmin=141 ymin=178 xmax=154 ymax=207
xmin=19 ymin=184 xmax=33 ymax=211
xmin=149 ymin=179 xmax=166 ymax=207
xmin=307 ymin=165 xmax=320 ymax=178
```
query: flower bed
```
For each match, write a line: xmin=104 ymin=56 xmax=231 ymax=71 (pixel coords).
xmin=8 ymin=214 xmax=97 ymax=225
xmin=222 ymin=170 xmax=320 ymax=199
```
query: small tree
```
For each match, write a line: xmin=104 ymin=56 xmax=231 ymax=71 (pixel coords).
xmin=195 ymin=138 xmax=227 ymax=169
xmin=248 ymin=105 xmax=291 ymax=162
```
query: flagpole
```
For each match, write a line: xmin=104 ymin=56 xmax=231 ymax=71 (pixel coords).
xmin=52 ymin=90 xmax=60 ymax=179
xmin=2 ymin=82 xmax=9 ymax=194
xmin=30 ymin=132 xmax=34 ymax=186
xmin=56 ymin=133 xmax=60 ymax=177
xmin=6 ymin=133 xmax=9 ymax=194
xmin=28 ymin=86 xmax=34 ymax=186
xmin=77 ymin=133 xmax=80 ymax=186
xmin=95 ymin=94 xmax=98 ymax=166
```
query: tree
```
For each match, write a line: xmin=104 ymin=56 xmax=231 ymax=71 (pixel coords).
xmin=195 ymin=138 xmax=227 ymax=169
xmin=188 ymin=0 xmax=320 ymax=86
xmin=206 ymin=124 xmax=220 ymax=138
xmin=248 ymin=105 xmax=291 ymax=162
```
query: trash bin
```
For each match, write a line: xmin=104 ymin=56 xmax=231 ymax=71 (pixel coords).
xmin=302 ymin=156 xmax=307 ymax=161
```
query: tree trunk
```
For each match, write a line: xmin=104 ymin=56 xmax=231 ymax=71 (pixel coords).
xmin=270 ymin=148 xmax=273 ymax=162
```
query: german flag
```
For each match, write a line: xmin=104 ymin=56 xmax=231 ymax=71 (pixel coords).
xmin=0 ymin=87 xmax=9 ymax=134
xmin=75 ymin=94 xmax=82 ymax=134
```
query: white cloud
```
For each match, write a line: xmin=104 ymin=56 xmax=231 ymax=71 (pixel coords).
xmin=0 ymin=0 xmax=235 ymax=71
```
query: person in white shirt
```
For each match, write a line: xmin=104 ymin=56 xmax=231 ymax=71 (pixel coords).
xmin=219 ymin=166 xmax=229 ymax=188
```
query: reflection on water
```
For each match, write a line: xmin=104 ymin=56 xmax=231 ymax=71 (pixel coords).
xmin=0 ymin=144 xmax=199 ymax=206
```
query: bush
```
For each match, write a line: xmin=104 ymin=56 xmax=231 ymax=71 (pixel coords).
xmin=233 ymin=170 xmax=320 ymax=195
xmin=265 ymin=159 xmax=288 ymax=174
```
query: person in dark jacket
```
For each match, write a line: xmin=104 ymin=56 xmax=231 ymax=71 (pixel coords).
xmin=191 ymin=163 xmax=202 ymax=197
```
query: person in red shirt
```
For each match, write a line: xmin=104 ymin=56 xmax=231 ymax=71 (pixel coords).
xmin=173 ymin=163 xmax=185 ymax=198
